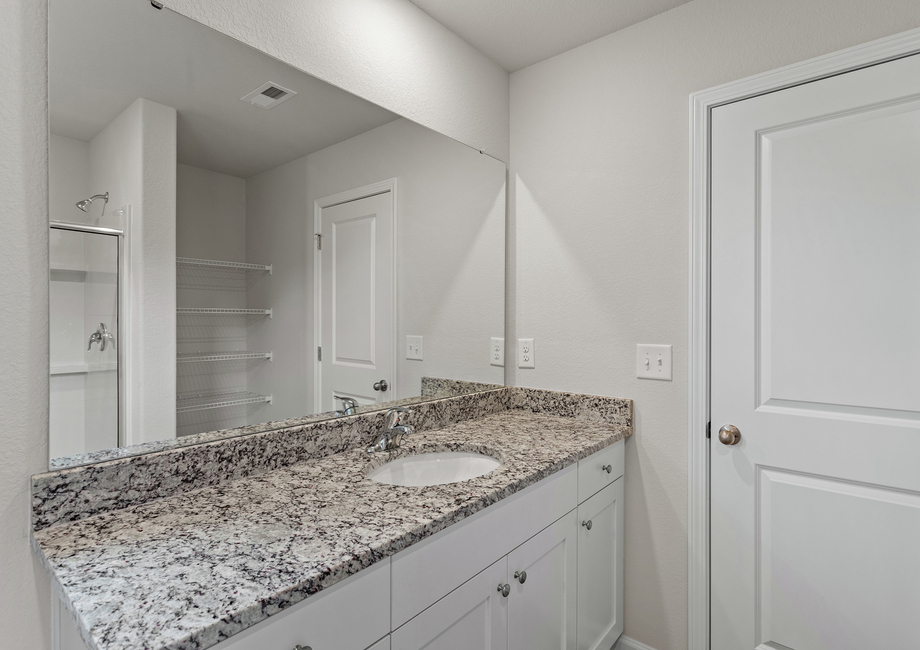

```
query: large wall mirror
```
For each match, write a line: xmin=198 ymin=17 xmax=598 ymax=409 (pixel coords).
xmin=48 ymin=0 xmax=506 ymax=469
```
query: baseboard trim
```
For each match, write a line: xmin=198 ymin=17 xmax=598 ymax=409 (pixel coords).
xmin=614 ymin=635 xmax=660 ymax=650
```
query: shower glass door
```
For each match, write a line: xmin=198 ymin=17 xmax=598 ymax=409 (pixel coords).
xmin=49 ymin=223 xmax=122 ymax=461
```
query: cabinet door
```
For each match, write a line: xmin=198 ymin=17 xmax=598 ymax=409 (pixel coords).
xmin=576 ymin=478 xmax=624 ymax=650
xmin=507 ymin=510 xmax=578 ymax=650
xmin=391 ymin=557 xmax=508 ymax=650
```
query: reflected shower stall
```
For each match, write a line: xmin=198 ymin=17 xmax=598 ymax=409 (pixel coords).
xmin=49 ymin=221 xmax=123 ymax=458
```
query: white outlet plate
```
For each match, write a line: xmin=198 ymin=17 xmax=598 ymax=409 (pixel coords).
xmin=490 ymin=337 xmax=504 ymax=367
xmin=406 ymin=335 xmax=423 ymax=360
xmin=518 ymin=338 xmax=535 ymax=369
xmin=636 ymin=344 xmax=672 ymax=380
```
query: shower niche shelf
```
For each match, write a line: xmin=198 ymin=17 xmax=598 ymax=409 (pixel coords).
xmin=176 ymin=391 xmax=273 ymax=414
xmin=177 ymin=257 xmax=272 ymax=274
xmin=177 ymin=351 xmax=273 ymax=363
xmin=177 ymin=307 xmax=273 ymax=318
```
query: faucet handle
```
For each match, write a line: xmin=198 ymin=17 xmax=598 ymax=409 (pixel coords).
xmin=386 ymin=406 xmax=411 ymax=427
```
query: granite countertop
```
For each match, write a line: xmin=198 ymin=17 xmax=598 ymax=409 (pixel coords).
xmin=33 ymin=409 xmax=630 ymax=650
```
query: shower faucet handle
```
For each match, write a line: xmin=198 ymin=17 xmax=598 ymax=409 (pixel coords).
xmin=88 ymin=323 xmax=114 ymax=352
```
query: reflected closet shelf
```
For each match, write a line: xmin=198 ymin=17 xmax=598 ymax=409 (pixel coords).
xmin=177 ymin=351 xmax=273 ymax=363
xmin=176 ymin=257 xmax=272 ymax=274
xmin=176 ymin=307 xmax=272 ymax=318
xmin=176 ymin=391 xmax=273 ymax=414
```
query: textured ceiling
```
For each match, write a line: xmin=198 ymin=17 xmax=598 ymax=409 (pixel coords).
xmin=408 ymin=0 xmax=694 ymax=72
xmin=50 ymin=0 xmax=399 ymax=179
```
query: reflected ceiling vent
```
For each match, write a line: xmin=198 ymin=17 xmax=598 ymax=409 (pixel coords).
xmin=241 ymin=82 xmax=297 ymax=109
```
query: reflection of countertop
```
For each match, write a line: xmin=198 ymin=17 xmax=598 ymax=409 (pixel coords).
xmin=33 ymin=407 xmax=631 ymax=650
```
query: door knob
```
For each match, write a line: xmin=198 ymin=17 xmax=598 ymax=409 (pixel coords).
xmin=718 ymin=424 xmax=741 ymax=446
xmin=373 ymin=379 xmax=388 ymax=392
xmin=514 ymin=570 xmax=527 ymax=584
xmin=497 ymin=583 xmax=510 ymax=597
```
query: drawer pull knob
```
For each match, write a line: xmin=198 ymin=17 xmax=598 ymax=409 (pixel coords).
xmin=293 ymin=646 xmax=312 ymax=650
xmin=497 ymin=583 xmax=511 ymax=597
xmin=514 ymin=570 xmax=527 ymax=584
xmin=582 ymin=520 xmax=593 ymax=530
xmin=602 ymin=464 xmax=612 ymax=474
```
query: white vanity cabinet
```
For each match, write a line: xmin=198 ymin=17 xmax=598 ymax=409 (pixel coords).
xmin=576 ymin=478 xmax=624 ymax=650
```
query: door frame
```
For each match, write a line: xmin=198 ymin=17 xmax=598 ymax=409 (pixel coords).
xmin=687 ymin=27 xmax=920 ymax=650
xmin=312 ymin=178 xmax=398 ymax=413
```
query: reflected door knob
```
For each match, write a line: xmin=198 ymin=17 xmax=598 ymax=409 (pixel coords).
xmin=373 ymin=379 xmax=388 ymax=392
xmin=718 ymin=425 xmax=741 ymax=446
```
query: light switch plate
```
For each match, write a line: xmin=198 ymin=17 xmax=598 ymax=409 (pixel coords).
xmin=636 ymin=344 xmax=671 ymax=380
xmin=406 ymin=335 xmax=423 ymax=360
xmin=518 ymin=338 xmax=535 ymax=369
xmin=490 ymin=337 xmax=504 ymax=367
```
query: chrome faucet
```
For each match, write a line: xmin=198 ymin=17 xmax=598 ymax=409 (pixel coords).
xmin=366 ymin=406 xmax=413 ymax=453
xmin=334 ymin=395 xmax=359 ymax=416
xmin=87 ymin=323 xmax=114 ymax=351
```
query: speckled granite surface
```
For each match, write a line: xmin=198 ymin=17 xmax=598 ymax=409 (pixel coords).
xmin=33 ymin=388 xmax=515 ymax=531
xmin=33 ymin=406 xmax=631 ymax=650
xmin=51 ymin=377 xmax=504 ymax=471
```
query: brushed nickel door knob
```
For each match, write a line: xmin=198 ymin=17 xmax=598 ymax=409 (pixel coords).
xmin=718 ymin=424 xmax=741 ymax=446
xmin=373 ymin=379 xmax=388 ymax=392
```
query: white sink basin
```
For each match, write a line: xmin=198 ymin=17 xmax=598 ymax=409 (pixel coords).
xmin=367 ymin=451 xmax=500 ymax=487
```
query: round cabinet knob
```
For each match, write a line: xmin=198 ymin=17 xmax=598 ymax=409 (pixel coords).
xmin=582 ymin=520 xmax=593 ymax=530
xmin=497 ymin=583 xmax=510 ymax=597
xmin=293 ymin=646 xmax=312 ymax=650
xmin=373 ymin=379 xmax=388 ymax=392
xmin=601 ymin=464 xmax=612 ymax=474
xmin=718 ymin=424 xmax=742 ymax=446
xmin=514 ymin=570 xmax=527 ymax=584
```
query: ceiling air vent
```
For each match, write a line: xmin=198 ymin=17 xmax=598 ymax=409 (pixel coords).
xmin=241 ymin=82 xmax=297 ymax=109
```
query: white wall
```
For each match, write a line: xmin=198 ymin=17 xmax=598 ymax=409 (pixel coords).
xmin=508 ymin=1 xmax=920 ymax=649
xmin=49 ymin=135 xmax=89 ymax=222
xmin=245 ymin=118 xmax=504 ymax=419
xmin=162 ymin=0 xmax=510 ymax=161
xmin=0 ymin=0 xmax=52 ymax=647
xmin=306 ymin=118 xmax=506 ymax=399
xmin=90 ymin=98 xmax=178 ymax=444
xmin=245 ymin=157 xmax=311 ymax=423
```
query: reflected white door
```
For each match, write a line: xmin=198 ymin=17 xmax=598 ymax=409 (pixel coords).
xmin=711 ymin=53 xmax=920 ymax=649
xmin=320 ymin=191 xmax=394 ymax=412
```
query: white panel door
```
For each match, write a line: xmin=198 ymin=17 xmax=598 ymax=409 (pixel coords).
xmin=507 ymin=510 xmax=577 ymax=650
xmin=320 ymin=191 xmax=393 ymax=412
xmin=391 ymin=557 xmax=508 ymax=650
xmin=576 ymin=478 xmax=624 ymax=650
xmin=711 ymin=52 xmax=920 ymax=650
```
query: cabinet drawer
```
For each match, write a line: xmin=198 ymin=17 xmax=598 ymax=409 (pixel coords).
xmin=577 ymin=440 xmax=624 ymax=503
xmin=215 ymin=559 xmax=390 ymax=650
xmin=391 ymin=464 xmax=577 ymax=629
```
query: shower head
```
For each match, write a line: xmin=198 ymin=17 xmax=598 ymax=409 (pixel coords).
xmin=76 ymin=192 xmax=109 ymax=215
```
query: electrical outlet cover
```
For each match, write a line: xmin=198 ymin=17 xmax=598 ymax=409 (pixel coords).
xmin=490 ymin=337 xmax=504 ymax=367
xmin=636 ymin=344 xmax=672 ymax=380
xmin=518 ymin=338 xmax=535 ymax=369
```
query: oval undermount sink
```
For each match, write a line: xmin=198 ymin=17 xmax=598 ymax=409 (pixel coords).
xmin=367 ymin=451 xmax=500 ymax=487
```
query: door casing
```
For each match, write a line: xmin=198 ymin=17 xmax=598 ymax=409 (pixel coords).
xmin=687 ymin=27 xmax=920 ymax=650
xmin=313 ymin=179 xmax=398 ymax=414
